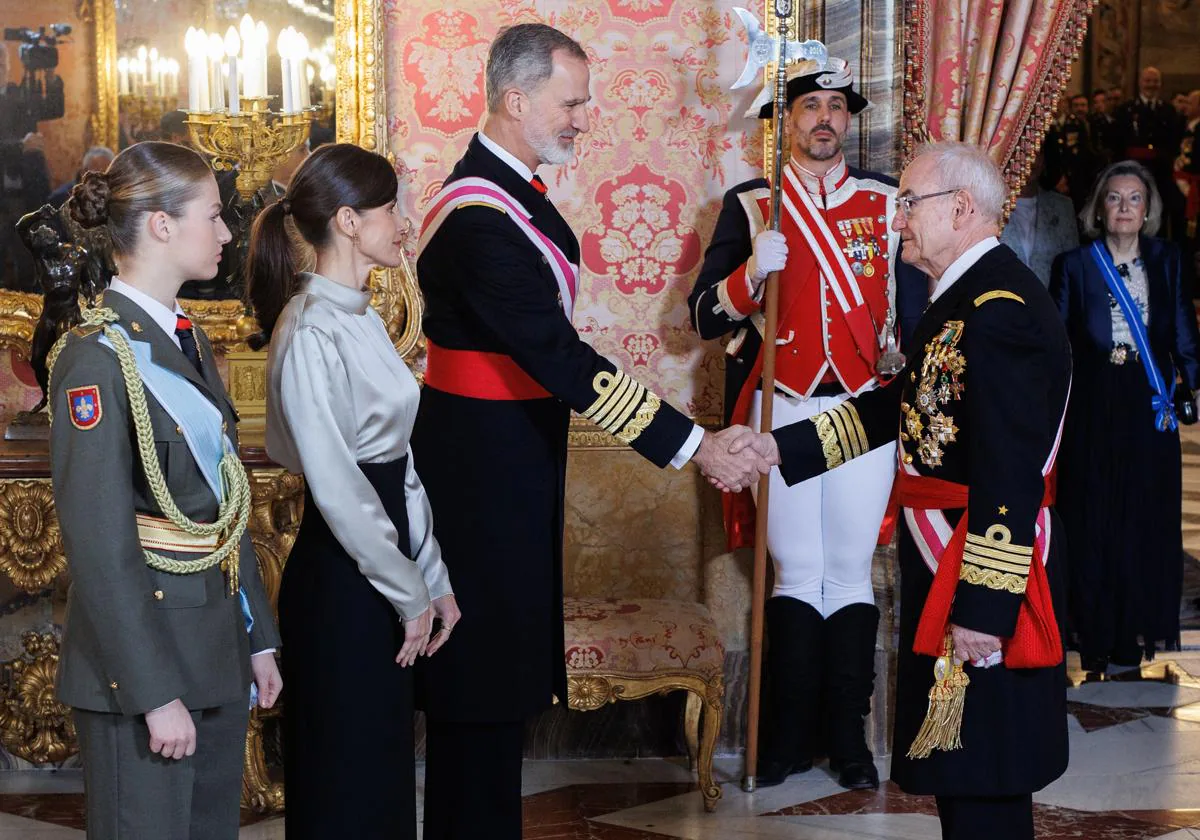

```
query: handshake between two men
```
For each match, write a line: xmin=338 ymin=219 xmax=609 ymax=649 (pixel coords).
xmin=691 ymin=426 xmax=782 ymax=494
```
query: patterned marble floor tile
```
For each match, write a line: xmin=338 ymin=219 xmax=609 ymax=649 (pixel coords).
xmin=0 ymin=794 xmax=278 ymax=831
xmin=522 ymin=783 xmax=697 ymax=839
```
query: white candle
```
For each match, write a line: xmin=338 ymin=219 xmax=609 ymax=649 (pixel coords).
xmin=239 ymin=16 xmax=256 ymax=97
xmin=303 ymin=63 xmax=314 ymax=109
xmin=208 ymin=33 xmax=225 ymax=111
xmin=290 ymin=31 xmax=305 ymax=111
xmin=278 ymin=29 xmax=293 ymax=113
xmin=256 ymin=22 xmax=268 ymax=102
xmin=225 ymin=27 xmax=240 ymax=114
xmin=118 ymin=56 xmax=129 ymax=96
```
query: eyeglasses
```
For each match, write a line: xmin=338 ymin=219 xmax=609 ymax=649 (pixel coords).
xmin=896 ymin=188 xmax=962 ymax=218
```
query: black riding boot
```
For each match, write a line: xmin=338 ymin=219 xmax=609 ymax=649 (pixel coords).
xmin=824 ymin=603 xmax=881 ymax=790
xmin=757 ymin=596 xmax=824 ymax=787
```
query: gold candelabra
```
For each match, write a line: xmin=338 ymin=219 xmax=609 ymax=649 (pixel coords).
xmin=119 ymin=94 xmax=180 ymax=137
xmin=185 ymin=97 xmax=313 ymax=201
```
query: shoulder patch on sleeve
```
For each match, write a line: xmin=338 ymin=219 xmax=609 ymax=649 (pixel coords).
xmin=974 ymin=290 xmax=1025 ymax=308
xmin=455 ymin=201 xmax=507 ymax=215
xmin=66 ymin=385 xmax=103 ymax=430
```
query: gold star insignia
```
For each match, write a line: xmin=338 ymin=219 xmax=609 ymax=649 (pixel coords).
xmin=998 ymin=505 xmax=1009 ymax=515
xmin=131 ymin=321 xmax=143 ymax=333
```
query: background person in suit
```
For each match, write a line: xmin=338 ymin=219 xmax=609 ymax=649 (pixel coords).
xmin=1050 ymin=160 xmax=1200 ymax=673
xmin=49 ymin=141 xmax=281 ymax=840
xmin=1000 ymin=149 xmax=1080 ymax=286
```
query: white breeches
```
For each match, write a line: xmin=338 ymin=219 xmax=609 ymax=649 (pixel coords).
xmin=749 ymin=390 xmax=896 ymax=618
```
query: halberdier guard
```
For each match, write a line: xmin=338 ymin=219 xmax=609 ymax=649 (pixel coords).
xmin=412 ymin=23 xmax=764 ymax=839
xmin=724 ymin=142 xmax=1071 ymax=840
xmin=689 ymin=58 xmax=926 ymax=789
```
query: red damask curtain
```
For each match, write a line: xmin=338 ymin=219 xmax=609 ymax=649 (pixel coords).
xmin=903 ymin=0 xmax=1096 ymax=198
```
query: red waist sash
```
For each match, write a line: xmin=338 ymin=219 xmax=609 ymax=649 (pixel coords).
xmin=894 ymin=471 xmax=1061 ymax=669
xmin=424 ymin=341 xmax=551 ymax=401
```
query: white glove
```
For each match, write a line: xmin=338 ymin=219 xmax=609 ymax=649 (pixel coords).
xmin=748 ymin=230 xmax=788 ymax=285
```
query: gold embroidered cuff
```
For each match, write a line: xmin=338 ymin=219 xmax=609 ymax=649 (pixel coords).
xmin=583 ymin=370 xmax=661 ymax=445
xmin=812 ymin=411 xmax=843 ymax=469
xmin=828 ymin=402 xmax=868 ymax=459
xmin=960 ymin=562 xmax=1028 ymax=594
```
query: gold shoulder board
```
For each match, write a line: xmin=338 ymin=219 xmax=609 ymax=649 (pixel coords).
xmin=973 ymin=290 xmax=1025 ymax=307
xmin=456 ymin=201 xmax=507 ymax=214
xmin=69 ymin=325 xmax=102 ymax=339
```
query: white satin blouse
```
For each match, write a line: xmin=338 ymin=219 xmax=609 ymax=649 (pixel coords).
xmin=265 ymin=272 xmax=451 ymax=620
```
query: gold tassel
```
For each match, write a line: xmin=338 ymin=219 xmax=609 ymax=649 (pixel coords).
xmin=223 ymin=542 xmax=240 ymax=596
xmin=907 ymin=632 xmax=970 ymax=760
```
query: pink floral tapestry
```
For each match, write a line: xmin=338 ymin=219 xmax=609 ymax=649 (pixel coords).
xmin=384 ymin=1 xmax=770 ymax=419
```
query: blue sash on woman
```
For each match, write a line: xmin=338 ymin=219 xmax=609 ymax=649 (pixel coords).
xmin=1089 ymin=241 xmax=1176 ymax=432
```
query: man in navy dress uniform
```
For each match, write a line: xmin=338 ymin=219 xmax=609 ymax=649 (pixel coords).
xmin=412 ymin=23 xmax=767 ymax=839
xmin=721 ymin=142 xmax=1072 ymax=840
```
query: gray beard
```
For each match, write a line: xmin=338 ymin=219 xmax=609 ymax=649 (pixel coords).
xmin=527 ymin=122 xmax=576 ymax=166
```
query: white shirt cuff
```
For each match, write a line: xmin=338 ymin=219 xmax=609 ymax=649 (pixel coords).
xmin=670 ymin=424 xmax=705 ymax=469
xmin=251 ymin=648 xmax=277 ymax=657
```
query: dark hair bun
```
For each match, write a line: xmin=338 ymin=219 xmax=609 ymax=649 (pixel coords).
xmin=69 ymin=170 xmax=112 ymax=229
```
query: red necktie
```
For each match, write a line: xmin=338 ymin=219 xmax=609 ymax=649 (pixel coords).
xmin=530 ymin=175 xmax=547 ymax=195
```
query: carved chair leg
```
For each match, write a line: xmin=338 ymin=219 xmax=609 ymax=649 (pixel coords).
xmin=698 ymin=678 xmax=724 ymax=813
xmin=684 ymin=690 xmax=701 ymax=771
xmin=241 ymin=711 xmax=284 ymax=813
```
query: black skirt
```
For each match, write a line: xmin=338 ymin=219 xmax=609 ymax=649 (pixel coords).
xmin=280 ymin=458 xmax=417 ymax=840
xmin=1057 ymin=359 xmax=1183 ymax=661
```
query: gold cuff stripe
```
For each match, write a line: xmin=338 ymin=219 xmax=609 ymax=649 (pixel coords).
xmin=595 ymin=377 xmax=642 ymax=432
xmin=585 ymin=371 xmax=645 ymax=435
xmin=833 ymin=402 xmax=869 ymax=456
xmin=965 ymin=533 xmax=1033 ymax=559
xmin=960 ymin=563 xmax=1028 ymax=594
xmin=963 ymin=540 xmax=1034 ymax=564
xmin=585 ymin=371 xmax=635 ymax=425
xmin=456 ymin=201 xmax=507 ymax=214
xmin=813 ymin=412 xmax=844 ymax=469
xmin=614 ymin=392 xmax=661 ymax=445
xmin=973 ymin=290 xmax=1025 ymax=307
xmin=826 ymin=406 xmax=860 ymax=461
xmin=962 ymin=549 xmax=1030 ymax=576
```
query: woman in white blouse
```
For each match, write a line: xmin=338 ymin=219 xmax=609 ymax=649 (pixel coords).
xmin=246 ymin=143 xmax=459 ymax=839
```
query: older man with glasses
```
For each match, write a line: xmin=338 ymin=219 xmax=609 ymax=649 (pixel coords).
xmin=718 ymin=141 xmax=1072 ymax=840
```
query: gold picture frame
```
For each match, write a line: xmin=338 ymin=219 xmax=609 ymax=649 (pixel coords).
xmin=0 ymin=0 xmax=423 ymax=362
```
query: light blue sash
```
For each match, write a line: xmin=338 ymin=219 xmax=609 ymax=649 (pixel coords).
xmin=1089 ymin=241 xmax=1176 ymax=432
xmin=99 ymin=325 xmax=257 ymax=673
xmin=99 ymin=325 xmax=235 ymax=502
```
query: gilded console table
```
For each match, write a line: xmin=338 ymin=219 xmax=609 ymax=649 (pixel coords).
xmin=0 ymin=435 xmax=301 ymax=813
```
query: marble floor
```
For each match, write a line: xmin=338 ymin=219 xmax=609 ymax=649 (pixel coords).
xmin=4 ymin=429 xmax=1200 ymax=838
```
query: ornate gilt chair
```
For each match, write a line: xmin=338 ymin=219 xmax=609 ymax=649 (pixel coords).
xmin=562 ymin=596 xmax=725 ymax=812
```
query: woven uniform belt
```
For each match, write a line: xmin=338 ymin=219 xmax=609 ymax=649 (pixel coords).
xmin=136 ymin=513 xmax=221 ymax=554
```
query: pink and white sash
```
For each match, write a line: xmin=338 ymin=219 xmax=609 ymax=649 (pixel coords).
xmin=418 ymin=176 xmax=579 ymax=321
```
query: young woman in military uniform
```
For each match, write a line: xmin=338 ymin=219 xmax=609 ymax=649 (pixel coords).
xmin=49 ymin=141 xmax=282 ymax=840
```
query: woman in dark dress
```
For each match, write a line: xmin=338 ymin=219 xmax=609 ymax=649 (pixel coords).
xmin=1050 ymin=159 xmax=1200 ymax=673
xmin=247 ymin=144 xmax=460 ymax=839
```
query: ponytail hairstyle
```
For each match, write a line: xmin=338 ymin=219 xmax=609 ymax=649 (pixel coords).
xmin=68 ymin=141 xmax=213 ymax=257
xmin=246 ymin=142 xmax=399 ymax=342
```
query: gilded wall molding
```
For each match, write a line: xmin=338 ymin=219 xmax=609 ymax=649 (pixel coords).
xmin=0 ymin=481 xmax=65 ymax=593
xmin=0 ymin=633 xmax=77 ymax=765
xmin=82 ymin=0 xmax=119 ymax=152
